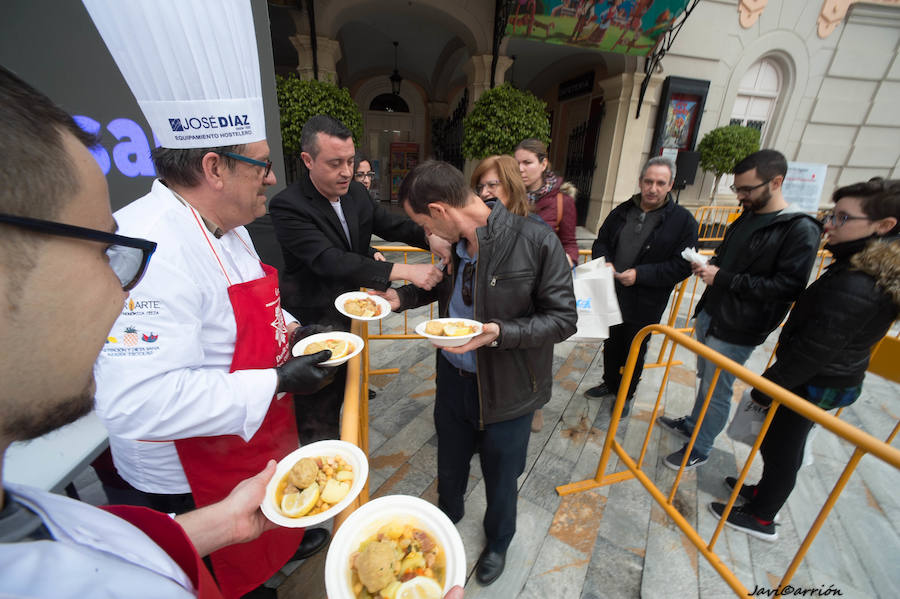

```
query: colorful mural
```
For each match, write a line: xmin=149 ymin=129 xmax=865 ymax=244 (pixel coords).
xmin=505 ymin=0 xmax=690 ymax=55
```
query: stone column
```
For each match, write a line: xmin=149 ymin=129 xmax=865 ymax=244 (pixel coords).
xmin=464 ymin=55 xmax=514 ymax=104
xmin=584 ymin=72 xmax=662 ymax=231
xmin=289 ymin=34 xmax=342 ymax=84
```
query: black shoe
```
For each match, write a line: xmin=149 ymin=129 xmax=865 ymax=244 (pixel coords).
xmin=475 ymin=547 xmax=506 ymax=585
xmin=290 ymin=527 xmax=330 ymax=561
xmin=584 ymin=383 xmax=614 ymax=399
xmin=657 ymin=415 xmax=692 ymax=439
xmin=663 ymin=445 xmax=708 ymax=471
xmin=708 ymin=502 xmax=778 ymax=541
xmin=724 ymin=477 xmax=781 ymax=522
xmin=368 ymin=388 xmax=377 ymax=400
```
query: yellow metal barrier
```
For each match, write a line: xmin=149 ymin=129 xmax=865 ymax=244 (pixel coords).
xmin=333 ymin=319 xmax=370 ymax=532
xmin=694 ymin=205 xmax=742 ymax=243
xmin=556 ymin=324 xmax=900 ymax=597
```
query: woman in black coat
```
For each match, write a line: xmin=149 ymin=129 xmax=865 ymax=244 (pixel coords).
xmin=709 ymin=179 xmax=900 ymax=541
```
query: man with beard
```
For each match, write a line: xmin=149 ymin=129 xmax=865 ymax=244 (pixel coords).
xmin=657 ymin=150 xmax=822 ymax=471
xmin=0 ymin=66 xmax=280 ymax=599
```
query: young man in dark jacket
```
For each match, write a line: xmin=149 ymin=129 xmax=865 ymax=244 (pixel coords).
xmin=375 ymin=161 xmax=577 ymax=586
xmin=585 ymin=156 xmax=698 ymax=415
xmin=658 ymin=150 xmax=822 ymax=471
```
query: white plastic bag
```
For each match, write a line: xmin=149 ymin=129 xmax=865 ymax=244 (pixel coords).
xmin=569 ymin=258 xmax=623 ymax=342
xmin=727 ymin=388 xmax=769 ymax=447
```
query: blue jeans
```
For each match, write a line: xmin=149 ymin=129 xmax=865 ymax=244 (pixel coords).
xmin=685 ymin=310 xmax=756 ymax=457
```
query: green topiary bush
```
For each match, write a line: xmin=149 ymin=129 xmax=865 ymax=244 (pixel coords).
xmin=462 ymin=83 xmax=551 ymax=160
xmin=276 ymin=75 xmax=363 ymax=158
xmin=697 ymin=125 xmax=761 ymax=202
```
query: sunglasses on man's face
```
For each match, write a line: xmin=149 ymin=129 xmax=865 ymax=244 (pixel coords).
xmin=0 ymin=213 xmax=156 ymax=291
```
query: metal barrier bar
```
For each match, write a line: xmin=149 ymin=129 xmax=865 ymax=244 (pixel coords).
xmin=557 ymin=324 xmax=900 ymax=597
xmin=334 ymin=320 xmax=369 ymax=531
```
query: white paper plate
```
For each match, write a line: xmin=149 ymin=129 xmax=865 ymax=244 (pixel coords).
xmin=324 ymin=495 xmax=466 ymax=599
xmin=291 ymin=331 xmax=364 ymax=367
xmin=414 ymin=317 xmax=483 ymax=348
xmin=261 ymin=440 xmax=368 ymax=528
xmin=334 ymin=291 xmax=391 ymax=321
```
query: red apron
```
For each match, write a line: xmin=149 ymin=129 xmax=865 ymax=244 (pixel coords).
xmin=175 ymin=216 xmax=303 ymax=598
xmin=101 ymin=504 xmax=223 ymax=599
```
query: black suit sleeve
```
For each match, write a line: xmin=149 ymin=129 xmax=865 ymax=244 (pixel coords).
xmin=269 ymin=189 xmax=395 ymax=291
xmin=371 ymin=203 xmax=429 ymax=250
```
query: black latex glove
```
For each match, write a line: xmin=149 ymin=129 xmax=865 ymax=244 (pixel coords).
xmin=276 ymin=351 xmax=336 ymax=394
xmin=289 ymin=323 xmax=334 ymax=350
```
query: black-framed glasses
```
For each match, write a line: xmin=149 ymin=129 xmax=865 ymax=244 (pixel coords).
xmin=216 ymin=151 xmax=272 ymax=178
xmin=354 ymin=171 xmax=376 ymax=180
xmin=822 ymin=211 xmax=873 ymax=227
xmin=729 ymin=179 xmax=772 ymax=195
xmin=475 ymin=180 xmax=502 ymax=195
xmin=461 ymin=262 xmax=475 ymax=306
xmin=0 ymin=213 xmax=156 ymax=291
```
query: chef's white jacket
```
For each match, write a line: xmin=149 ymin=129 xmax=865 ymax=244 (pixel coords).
xmin=94 ymin=180 xmax=298 ymax=494
xmin=1 ymin=482 xmax=195 ymax=597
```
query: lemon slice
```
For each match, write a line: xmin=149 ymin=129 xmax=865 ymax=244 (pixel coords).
xmin=281 ymin=481 xmax=318 ymax=517
xmin=327 ymin=339 xmax=351 ymax=360
xmin=395 ymin=576 xmax=443 ymax=599
xmin=443 ymin=324 xmax=472 ymax=337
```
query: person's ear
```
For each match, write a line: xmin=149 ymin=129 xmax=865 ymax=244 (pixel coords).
xmin=874 ymin=216 xmax=897 ymax=236
xmin=300 ymin=152 xmax=313 ymax=170
xmin=770 ymin=174 xmax=785 ymax=190
xmin=201 ymin=152 xmax=226 ymax=190
xmin=427 ymin=203 xmax=447 ymax=219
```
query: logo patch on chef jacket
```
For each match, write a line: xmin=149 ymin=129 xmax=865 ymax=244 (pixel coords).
xmin=122 ymin=297 xmax=164 ymax=317
xmin=102 ymin=324 xmax=161 ymax=357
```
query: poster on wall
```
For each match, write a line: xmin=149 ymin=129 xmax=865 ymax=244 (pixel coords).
xmin=783 ymin=162 xmax=827 ymax=213
xmin=505 ymin=0 xmax=690 ymax=56
xmin=650 ymin=76 xmax=709 ymax=159
xmin=389 ymin=142 xmax=419 ymax=202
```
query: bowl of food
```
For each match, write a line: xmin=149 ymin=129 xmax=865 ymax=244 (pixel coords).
xmin=261 ymin=440 xmax=368 ymax=528
xmin=291 ymin=331 xmax=364 ymax=367
xmin=335 ymin=292 xmax=391 ymax=321
xmin=324 ymin=495 xmax=466 ymax=599
xmin=414 ymin=318 xmax=482 ymax=348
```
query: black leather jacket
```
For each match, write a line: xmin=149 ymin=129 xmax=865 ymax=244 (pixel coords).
xmin=396 ymin=201 xmax=577 ymax=426
xmin=763 ymin=235 xmax=899 ymax=390
xmin=696 ymin=206 xmax=822 ymax=346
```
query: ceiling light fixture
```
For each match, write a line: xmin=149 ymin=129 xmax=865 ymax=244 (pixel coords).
xmin=389 ymin=41 xmax=402 ymax=95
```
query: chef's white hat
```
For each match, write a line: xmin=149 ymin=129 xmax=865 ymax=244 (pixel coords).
xmin=82 ymin=0 xmax=265 ymax=149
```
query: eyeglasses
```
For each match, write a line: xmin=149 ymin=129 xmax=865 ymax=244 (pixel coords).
xmin=634 ymin=211 xmax=647 ymax=235
xmin=822 ymin=211 xmax=873 ymax=227
xmin=729 ymin=179 xmax=772 ymax=195
xmin=475 ymin=180 xmax=502 ymax=195
xmin=461 ymin=261 xmax=475 ymax=306
xmin=354 ymin=171 xmax=376 ymax=180
xmin=216 ymin=151 xmax=273 ymax=179
xmin=0 ymin=213 xmax=156 ymax=291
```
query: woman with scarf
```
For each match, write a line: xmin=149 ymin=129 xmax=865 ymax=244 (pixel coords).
xmin=514 ymin=139 xmax=579 ymax=267
xmin=709 ymin=178 xmax=899 ymax=542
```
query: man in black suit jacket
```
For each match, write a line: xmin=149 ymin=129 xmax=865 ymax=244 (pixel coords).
xmin=269 ymin=115 xmax=447 ymax=442
xmin=270 ymin=115 xmax=445 ymax=328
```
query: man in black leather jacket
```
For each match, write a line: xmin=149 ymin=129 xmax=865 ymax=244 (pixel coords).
xmin=658 ymin=150 xmax=822 ymax=471
xmin=585 ymin=156 xmax=698 ymax=414
xmin=376 ymin=161 xmax=577 ymax=586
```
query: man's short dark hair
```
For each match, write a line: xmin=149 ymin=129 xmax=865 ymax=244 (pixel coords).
xmin=400 ymin=161 xmax=470 ymax=215
xmin=1 ymin=66 xmax=101 ymax=298
xmin=0 ymin=66 xmax=99 ymax=221
xmin=301 ymin=115 xmax=352 ymax=157
xmin=733 ymin=149 xmax=788 ymax=181
xmin=151 ymin=144 xmax=244 ymax=188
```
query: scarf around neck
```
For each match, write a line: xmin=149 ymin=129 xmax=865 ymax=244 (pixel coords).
xmin=527 ymin=171 xmax=558 ymax=204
